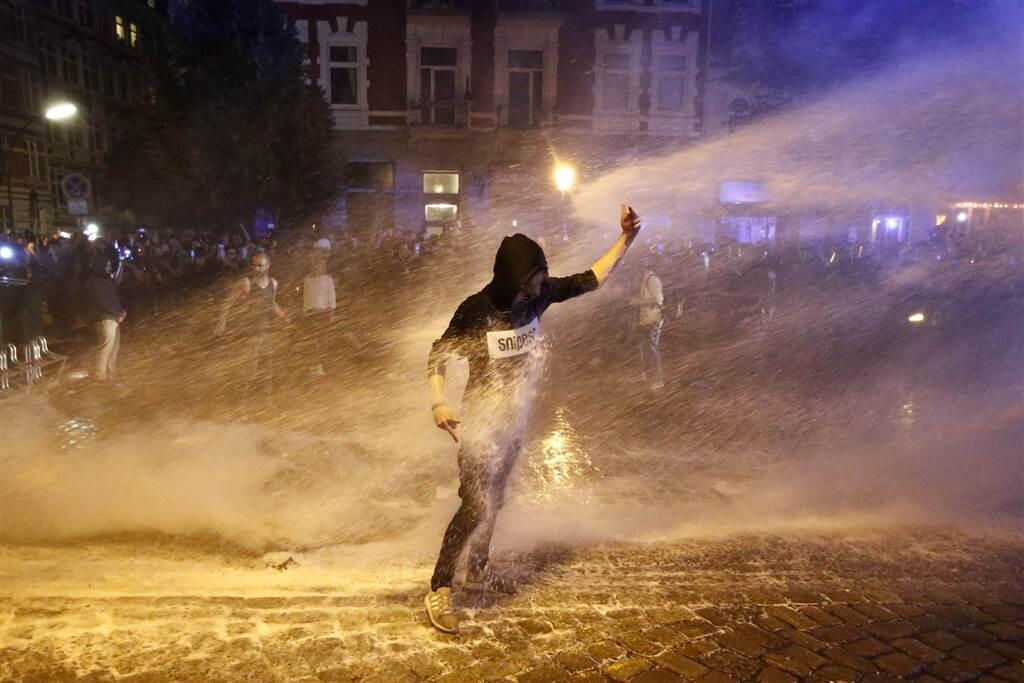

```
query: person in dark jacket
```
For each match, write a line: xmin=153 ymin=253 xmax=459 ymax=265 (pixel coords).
xmin=86 ymin=252 xmax=126 ymax=381
xmin=423 ymin=206 xmax=643 ymax=634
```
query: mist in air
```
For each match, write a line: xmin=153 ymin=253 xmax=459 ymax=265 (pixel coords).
xmin=2 ymin=0 xmax=1022 ymax=563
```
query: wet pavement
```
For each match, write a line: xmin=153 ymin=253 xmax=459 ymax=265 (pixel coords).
xmin=2 ymin=528 xmax=1023 ymax=682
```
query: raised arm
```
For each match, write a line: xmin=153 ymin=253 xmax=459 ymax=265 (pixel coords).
xmin=591 ymin=206 xmax=642 ymax=286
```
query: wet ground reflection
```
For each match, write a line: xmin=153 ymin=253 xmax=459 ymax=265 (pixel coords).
xmin=526 ymin=407 xmax=597 ymax=506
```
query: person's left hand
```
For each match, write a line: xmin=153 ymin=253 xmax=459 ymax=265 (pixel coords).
xmin=621 ymin=205 xmax=642 ymax=235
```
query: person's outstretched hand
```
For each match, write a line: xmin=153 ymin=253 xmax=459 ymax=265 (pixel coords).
xmin=621 ymin=205 xmax=642 ymax=235
xmin=432 ymin=403 xmax=460 ymax=443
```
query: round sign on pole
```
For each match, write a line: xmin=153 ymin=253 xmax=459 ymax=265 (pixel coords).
xmin=61 ymin=173 xmax=91 ymax=200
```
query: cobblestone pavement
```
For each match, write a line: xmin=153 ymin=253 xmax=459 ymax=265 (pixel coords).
xmin=2 ymin=529 xmax=1023 ymax=682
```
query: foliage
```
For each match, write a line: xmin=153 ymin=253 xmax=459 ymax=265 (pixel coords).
xmin=107 ymin=0 xmax=342 ymax=232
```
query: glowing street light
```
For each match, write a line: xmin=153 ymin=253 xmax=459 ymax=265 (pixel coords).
xmin=956 ymin=211 xmax=968 ymax=222
xmin=553 ymin=164 xmax=576 ymax=195
xmin=553 ymin=163 xmax=576 ymax=241
xmin=908 ymin=312 xmax=925 ymax=323
xmin=44 ymin=102 xmax=78 ymax=121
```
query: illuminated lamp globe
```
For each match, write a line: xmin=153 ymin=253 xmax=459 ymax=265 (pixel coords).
xmin=553 ymin=164 xmax=576 ymax=194
xmin=44 ymin=102 xmax=78 ymax=121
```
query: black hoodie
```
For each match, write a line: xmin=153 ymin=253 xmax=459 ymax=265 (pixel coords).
xmin=428 ymin=234 xmax=598 ymax=397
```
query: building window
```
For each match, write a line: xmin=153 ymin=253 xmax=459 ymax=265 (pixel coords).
xmin=328 ymin=45 xmax=357 ymax=105
xmin=82 ymin=55 xmax=98 ymax=92
xmin=600 ymin=52 xmax=631 ymax=111
xmin=77 ymin=0 xmax=94 ymax=30
xmin=129 ymin=22 xmax=139 ymax=47
xmin=420 ymin=47 xmax=457 ymax=124
xmin=654 ymin=54 xmax=686 ymax=111
xmin=50 ymin=170 xmax=64 ymax=208
xmin=10 ymin=4 xmax=27 ymax=42
xmin=114 ymin=15 xmax=125 ymax=41
xmin=89 ymin=123 xmax=105 ymax=153
xmin=425 ymin=203 xmax=457 ymax=222
xmin=40 ymin=44 xmax=59 ymax=79
xmin=61 ymin=47 xmax=80 ymax=86
xmin=25 ymin=141 xmax=41 ymax=180
xmin=102 ymin=66 xmax=114 ymax=96
xmin=507 ymin=49 xmax=543 ymax=127
xmin=423 ymin=171 xmax=459 ymax=194
xmin=347 ymin=162 xmax=394 ymax=191
xmin=117 ymin=72 xmax=129 ymax=101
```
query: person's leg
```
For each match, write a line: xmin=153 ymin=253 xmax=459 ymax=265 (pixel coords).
xmin=108 ymin=321 xmax=121 ymax=377
xmin=637 ymin=325 xmax=651 ymax=381
xmin=431 ymin=448 xmax=488 ymax=591
xmin=649 ymin=320 xmax=664 ymax=389
xmin=467 ymin=439 xmax=522 ymax=583
xmin=94 ymin=320 xmax=116 ymax=381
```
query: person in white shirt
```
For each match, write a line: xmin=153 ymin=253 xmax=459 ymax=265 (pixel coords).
xmin=303 ymin=239 xmax=336 ymax=376
xmin=632 ymin=255 xmax=665 ymax=391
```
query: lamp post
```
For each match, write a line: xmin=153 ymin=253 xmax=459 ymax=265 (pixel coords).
xmin=553 ymin=163 xmax=575 ymax=241
xmin=3 ymin=101 xmax=78 ymax=232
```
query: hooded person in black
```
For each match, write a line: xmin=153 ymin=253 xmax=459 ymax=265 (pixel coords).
xmin=424 ymin=206 xmax=643 ymax=634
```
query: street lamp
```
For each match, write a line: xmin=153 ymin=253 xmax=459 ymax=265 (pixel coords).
xmin=3 ymin=100 xmax=78 ymax=231
xmin=553 ymin=163 xmax=576 ymax=240
xmin=554 ymin=164 xmax=575 ymax=195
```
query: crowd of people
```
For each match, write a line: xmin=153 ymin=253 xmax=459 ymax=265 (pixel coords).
xmin=0 ymin=216 xmax=1020 ymax=395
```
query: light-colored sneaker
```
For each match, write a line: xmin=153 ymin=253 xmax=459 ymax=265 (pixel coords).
xmin=424 ymin=587 xmax=459 ymax=634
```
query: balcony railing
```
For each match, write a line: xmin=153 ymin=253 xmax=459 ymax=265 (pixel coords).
xmin=407 ymin=0 xmax=471 ymax=13
xmin=497 ymin=0 xmax=565 ymax=12
xmin=408 ymin=100 xmax=471 ymax=128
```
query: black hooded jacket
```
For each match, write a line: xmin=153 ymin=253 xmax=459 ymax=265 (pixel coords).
xmin=428 ymin=234 xmax=598 ymax=397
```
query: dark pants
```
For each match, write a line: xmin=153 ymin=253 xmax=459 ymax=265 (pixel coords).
xmin=431 ymin=437 xmax=522 ymax=590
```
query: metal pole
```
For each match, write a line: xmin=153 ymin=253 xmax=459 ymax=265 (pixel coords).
xmin=4 ymin=118 xmax=35 ymax=232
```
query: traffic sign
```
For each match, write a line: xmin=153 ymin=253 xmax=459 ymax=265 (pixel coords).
xmin=61 ymin=173 xmax=91 ymax=200
xmin=67 ymin=199 xmax=89 ymax=215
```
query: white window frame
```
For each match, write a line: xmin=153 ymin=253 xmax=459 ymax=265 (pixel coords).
xmin=405 ymin=15 xmax=471 ymax=122
xmin=326 ymin=44 xmax=359 ymax=106
xmin=25 ymin=141 xmax=41 ymax=180
xmin=652 ymin=53 xmax=686 ymax=113
xmin=506 ymin=50 xmax=544 ymax=126
xmin=493 ymin=16 xmax=561 ymax=128
xmin=423 ymin=171 xmax=459 ymax=195
xmin=316 ymin=18 xmax=369 ymax=129
xmin=592 ymin=25 xmax=642 ymax=133
xmin=424 ymin=203 xmax=458 ymax=223
xmin=648 ymin=27 xmax=700 ymax=137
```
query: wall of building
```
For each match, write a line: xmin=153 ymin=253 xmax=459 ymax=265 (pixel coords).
xmin=275 ymin=0 xmax=710 ymax=242
xmin=0 ymin=0 xmax=167 ymax=233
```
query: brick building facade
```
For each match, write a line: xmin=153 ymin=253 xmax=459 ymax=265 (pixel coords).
xmin=276 ymin=0 xmax=709 ymax=244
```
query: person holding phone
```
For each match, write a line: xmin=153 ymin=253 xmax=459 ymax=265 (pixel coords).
xmin=424 ymin=206 xmax=642 ymax=634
